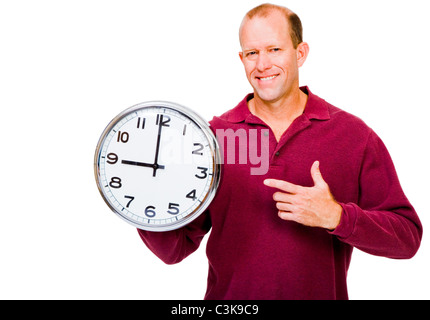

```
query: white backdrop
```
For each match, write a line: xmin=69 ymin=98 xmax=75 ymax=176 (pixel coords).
xmin=1 ymin=0 xmax=429 ymax=300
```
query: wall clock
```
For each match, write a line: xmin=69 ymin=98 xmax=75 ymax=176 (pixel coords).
xmin=94 ymin=101 xmax=221 ymax=231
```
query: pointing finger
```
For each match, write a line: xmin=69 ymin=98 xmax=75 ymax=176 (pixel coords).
xmin=264 ymin=179 xmax=300 ymax=194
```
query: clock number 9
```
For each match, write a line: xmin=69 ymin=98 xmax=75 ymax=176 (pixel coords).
xmin=106 ymin=153 xmax=118 ymax=164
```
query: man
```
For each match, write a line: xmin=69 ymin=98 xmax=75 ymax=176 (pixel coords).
xmin=138 ymin=4 xmax=422 ymax=299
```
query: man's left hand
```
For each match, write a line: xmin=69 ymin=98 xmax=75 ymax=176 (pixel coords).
xmin=264 ymin=161 xmax=342 ymax=230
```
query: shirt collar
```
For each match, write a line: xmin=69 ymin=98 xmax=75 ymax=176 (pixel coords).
xmin=225 ymin=86 xmax=331 ymax=123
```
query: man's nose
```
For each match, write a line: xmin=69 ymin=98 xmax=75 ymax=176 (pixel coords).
xmin=256 ymin=52 xmax=272 ymax=72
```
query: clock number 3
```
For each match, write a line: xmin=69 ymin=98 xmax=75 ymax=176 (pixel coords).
xmin=195 ymin=167 xmax=208 ymax=179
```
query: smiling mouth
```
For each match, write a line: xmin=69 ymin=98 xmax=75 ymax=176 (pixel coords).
xmin=256 ymin=74 xmax=279 ymax=81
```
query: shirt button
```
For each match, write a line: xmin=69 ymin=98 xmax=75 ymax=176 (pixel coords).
xmin=263 ymin=131 xmax=269 ymax=137
xmin=275 ymin=151 xmax=280 ymax=156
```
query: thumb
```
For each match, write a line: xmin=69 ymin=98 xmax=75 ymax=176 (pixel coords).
xmin=311 ymin=160 xmax=326 ymax=188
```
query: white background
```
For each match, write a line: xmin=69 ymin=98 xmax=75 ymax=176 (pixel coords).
xmin=1 ymin=0 xmax=429 ymax=299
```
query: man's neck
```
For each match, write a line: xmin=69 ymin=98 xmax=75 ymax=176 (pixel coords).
xmin=249 ymin=88 xmax=308 ymax=125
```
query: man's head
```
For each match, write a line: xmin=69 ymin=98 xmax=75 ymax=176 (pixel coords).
xmin=239 ymin=3 xmax=309 ymax=104
xmin=239 ymin=3 xmax=303 ymax=49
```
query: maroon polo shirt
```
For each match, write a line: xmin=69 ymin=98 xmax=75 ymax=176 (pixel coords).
xmin=138 ymin=87 xmax=422 ymax=300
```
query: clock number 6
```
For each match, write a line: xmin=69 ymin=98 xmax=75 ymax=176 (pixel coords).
xmin=144 ymin=203 xmax=180 ymax=217
xmin=145 ymin=206 xmax=156 ymax=218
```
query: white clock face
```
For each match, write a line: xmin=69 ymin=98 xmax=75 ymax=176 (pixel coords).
xmin=95 ymin=102 xmax=220 ymax=231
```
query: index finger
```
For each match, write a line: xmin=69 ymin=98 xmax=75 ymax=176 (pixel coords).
xmin=263 ymin=179 xmax=301 ymax=194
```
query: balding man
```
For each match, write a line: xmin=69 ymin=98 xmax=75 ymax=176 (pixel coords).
xmin=138 ymin=3 xmax=422 ymax=300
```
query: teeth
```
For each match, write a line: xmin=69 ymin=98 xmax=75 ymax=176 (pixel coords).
xmin=259 ymin=75 xmax=277 ymax=81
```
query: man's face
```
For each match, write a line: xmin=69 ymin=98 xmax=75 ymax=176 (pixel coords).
xmin=239 ymin=12 xmax=302 ymax=104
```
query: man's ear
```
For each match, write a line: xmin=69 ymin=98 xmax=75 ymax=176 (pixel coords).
xmin=296 ymin=42 xmax=309 ymax=68
xmin=239 ymin=51 xmax=244 ymax=64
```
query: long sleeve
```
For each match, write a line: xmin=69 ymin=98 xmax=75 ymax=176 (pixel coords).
xmin=330 ymin=131 xmax=422 ymax=259
xmin=137 ymin=211 xmax=211 ymax=265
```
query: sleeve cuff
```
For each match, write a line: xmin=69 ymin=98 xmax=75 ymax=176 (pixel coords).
xmin=327 ymin=202 xmax=358 ymax=240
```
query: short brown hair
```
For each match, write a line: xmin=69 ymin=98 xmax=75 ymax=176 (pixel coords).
xmin=240 ymin=3 xmax=303 ymax=49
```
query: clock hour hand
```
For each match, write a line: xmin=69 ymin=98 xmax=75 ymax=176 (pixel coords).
xmin=121 ymin=160 xmax=165 ymax=171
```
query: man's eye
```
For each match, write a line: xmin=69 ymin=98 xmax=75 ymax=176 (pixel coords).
xmin=271 ymin=48 xmax=281 ymax=52
xmin=246 ymin=51 xmax=257 ymax=57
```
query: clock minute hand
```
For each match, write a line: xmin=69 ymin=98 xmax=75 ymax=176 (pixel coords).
xmin=121 ymin=114 xmax=167 ymax=177
xmin=152 ymin=114 xmax=164 ymax=177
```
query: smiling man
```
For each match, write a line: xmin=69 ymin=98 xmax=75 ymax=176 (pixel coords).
xmin=138 ymin=3 xmax=422 ymax=300
xmin=238 ymin=6 xmax=309 ymax=141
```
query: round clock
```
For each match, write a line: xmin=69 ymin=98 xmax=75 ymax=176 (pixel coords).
xmin=94 ymin=101 xmax=221 ymax=232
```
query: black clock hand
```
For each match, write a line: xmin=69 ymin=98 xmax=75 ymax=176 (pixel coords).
xmin=153 ymin=114 xmax=164 ymax=177
xmin=121 ymin=114 xmax=168 ymax=176
xmin=121 ymin=160 xmax=165 ymax=170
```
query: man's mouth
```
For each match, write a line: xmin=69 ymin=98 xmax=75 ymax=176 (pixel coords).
xmin=256 ymin=74 xmax=279 ymax=81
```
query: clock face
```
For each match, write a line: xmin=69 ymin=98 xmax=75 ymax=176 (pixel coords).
xmin=94 ymin=101 xmax=221 ymax=231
